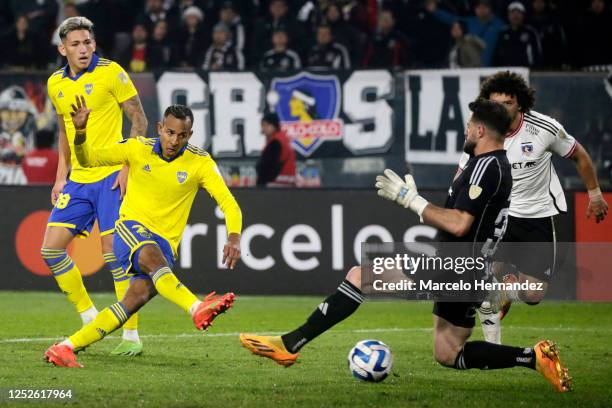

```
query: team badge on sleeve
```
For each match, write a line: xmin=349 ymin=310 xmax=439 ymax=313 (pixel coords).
xmin=469 ymin=185 xmax=482 ymax=200
xmin=521 ymin=142 xmax=534 ymax=156
xmin=177 ymin=171 xmax=188 ymax=184
xmin=118 ymin=71 xmax=129 ymax=84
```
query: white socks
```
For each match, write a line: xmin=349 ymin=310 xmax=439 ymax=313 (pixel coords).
xmin=189 ymin=300 xmax=202 ymax=316
xmin=80 ymin=306 xmax=98 ymax=325
xmin=122 ymin=329 xmax=140 ymax=343
xmin=59 ymin=339 xmax=75 ymax=350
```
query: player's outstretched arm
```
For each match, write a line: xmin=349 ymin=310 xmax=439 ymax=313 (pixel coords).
xmin=376 ymin=169 xmax=474 ymax=237
xmin=200 ymin=159 xmax=243 ymax=268
xmin=567 ymin=143 xmax=608 ymax=223
xmin=70 ymin=95 xmax=131 ymax=168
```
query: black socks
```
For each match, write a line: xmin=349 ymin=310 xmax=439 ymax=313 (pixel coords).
xmin=454 ymin=341 xmax=536 ymax=370
xmin=281 ymin=280 xmax=364 ymax=353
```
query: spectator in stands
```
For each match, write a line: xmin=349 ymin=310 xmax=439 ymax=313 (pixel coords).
xmin=256 ymin=113 xmax=296 ymax=187
xmin=528 ymin=0 xmax=568 ymax=69
xmin=493 ymin=2 xmax=541 ymax=67
xmin=116 ymin=24 xmax=149 ymax=73
xmin=322 ymin=2 xmax=365 ymax=66
xmin=10 ymin=0 xmax=58 ymax=36
xmin=2 ymin=15 xmax=46 ymax=70
xmin=22 ymin=129 xmax=58 ymax=185
xmin=406 ymin=0 xmax=452 ymax=68
xmin=203 ymin=23 xmax=245 ymax=71
xmin=137 ymin=0 xmax=179 ymax=37
xmin=147 ymin=20 xmax=173 ymax=71
xmin=260 ymin=29 xmax=302 ymax=71
xmin=219 ymin=1 xmax=246 ymax=54
xmin=252 ymin=0 xmax=305 ymax=65
xmin=175 ymin=6 xmax=210 ymax=68
xmin=363 ymin=8 xmax=409 ymax=69
xmin=307 ymin=24 xmax=351 ymax=69
xmin=576 ymin=0 xmax=612 ymax=69
xmin=427 ymin=0 xmax=506 ymax=66
xmin=448 ymin=21 xmax=485 ymax=68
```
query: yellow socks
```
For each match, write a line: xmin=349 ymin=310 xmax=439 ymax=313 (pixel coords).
xmin=68 ymin=302 xmax=130 ymax=350
xmin=103 ymin=253 xmax=139 ymax=333
xmin=151 ymin=267 xmax=198 ymax=313
xmin=42 ymin=248 xmax=95 ymax=319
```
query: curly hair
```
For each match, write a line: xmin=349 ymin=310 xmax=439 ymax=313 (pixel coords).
xmin=478 ymin=71 xmax=535 ymax=113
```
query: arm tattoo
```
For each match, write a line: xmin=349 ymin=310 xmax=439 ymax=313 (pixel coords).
xmin=121 ymin=95 xmax=148 ymax=138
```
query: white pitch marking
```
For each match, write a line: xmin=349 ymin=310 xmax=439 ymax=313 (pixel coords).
xmin=0 ymin=326 xmax=605 ymax=344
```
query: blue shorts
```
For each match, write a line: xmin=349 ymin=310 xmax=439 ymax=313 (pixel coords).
xmin=113 ymin=220 xmax=175 ymax=276
xmin=48 ymin=171 xmax=120 ymax=237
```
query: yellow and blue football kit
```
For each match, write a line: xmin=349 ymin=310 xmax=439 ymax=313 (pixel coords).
xmin=46 ymin=53 xmax=138 ymax=237
xmin=48 ymin=135 xmax=242 ymax=354
xmin=43 ymin=54 xmax=140 ymax=338
xmin=74 ymin=136 xmax=242 ymax=275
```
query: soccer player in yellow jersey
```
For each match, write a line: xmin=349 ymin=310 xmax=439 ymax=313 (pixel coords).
xmin=42 ymin=17 xmax=148 ymax=356
xmin=44 ymin=99 xmax=242 ymax=368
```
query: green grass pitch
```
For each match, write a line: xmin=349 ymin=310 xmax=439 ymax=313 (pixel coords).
xmin=1 ymin=292 xmax=611 ymax=407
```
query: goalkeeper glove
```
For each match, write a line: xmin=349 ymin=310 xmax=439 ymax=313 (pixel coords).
xmin=375 ymin=169 xmax=429 ymax=221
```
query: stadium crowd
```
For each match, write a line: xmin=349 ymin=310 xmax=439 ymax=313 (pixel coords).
xmin=0 ymin=0 xmax=611 ymax=73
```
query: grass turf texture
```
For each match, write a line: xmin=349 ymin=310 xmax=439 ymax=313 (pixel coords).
xmin=0 ymin=292 xmax=611 ymax=407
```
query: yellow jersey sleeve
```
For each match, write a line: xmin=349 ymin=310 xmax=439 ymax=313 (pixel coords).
xmin=107 ymin=62 xmax=138 ymax=104
xmin=199 ymin=157 xmax=242 ymax=235
xmin=75 ymin=136 xmax=138 ymax=168
xmin=47 ymin=74 xmax=63 ymax=115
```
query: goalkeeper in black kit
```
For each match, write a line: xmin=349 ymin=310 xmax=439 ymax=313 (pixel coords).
xmin=240 ymin=99 xmax=571 ymax=392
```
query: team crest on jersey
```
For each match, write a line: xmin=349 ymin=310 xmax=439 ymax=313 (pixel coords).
xmin=57 ymin=91 xmax=64 ymax=98
xmin=270 ymin=72 xmax=343 ymax=156
xmin=521 ymin=142 xmax=534 ymax=156
xmin=84 ymin=83 xmax=93 ymax=95
xmin=468 ymin=185 xmax=482 ymax=200
xmin=177 ymin=171 xmax=188 ymax=183
xmin=132 ymin=224 xmax=152 ymax=238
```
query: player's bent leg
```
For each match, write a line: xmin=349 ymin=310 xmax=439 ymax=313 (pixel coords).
xmin=137 ymin=244 xmax=235 ymax=331
xmin=241 ymin=266 xmax=364 ymax=366
xmin=434 ymin=313 xmax=537 ymax=371
xmin=44 ymin=278 xmax=156 ymax=367
xmin=101 ymin=234 xmax=142 ymax=356
xmin=41 ymin=226 xmax=97 ymax=324
xmin=433 ymin=315 xmax=472 ymax=367
xmin=432 ymin=305 xmax=569 ymax=391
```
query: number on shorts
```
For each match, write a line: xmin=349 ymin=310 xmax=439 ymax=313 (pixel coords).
xmin=55 ymin=193 xmax=71 ymax=209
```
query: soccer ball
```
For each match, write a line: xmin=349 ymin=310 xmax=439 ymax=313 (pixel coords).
xmin=347 ymin=339 xmax=393 ymax=382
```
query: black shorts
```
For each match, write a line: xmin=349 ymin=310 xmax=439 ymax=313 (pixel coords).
xmin=495 ymin=215 xmax=556 ymax=282
xmin=432 ymin=301 xmax=479 ymax=328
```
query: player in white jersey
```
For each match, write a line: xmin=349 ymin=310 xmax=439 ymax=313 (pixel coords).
xmin=457 ymin=71 xmax=608 ymax=344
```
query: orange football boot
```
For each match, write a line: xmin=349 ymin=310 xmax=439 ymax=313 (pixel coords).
xmin=239 ymin=334 xmax=299 ymax=367
xmin=44 ymin=344 xmax=83 ymax=368
xmin=534 ymin=340 xmax=572 ymax=392
xmin=192 ymin=292 xmax=235 ymax=330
